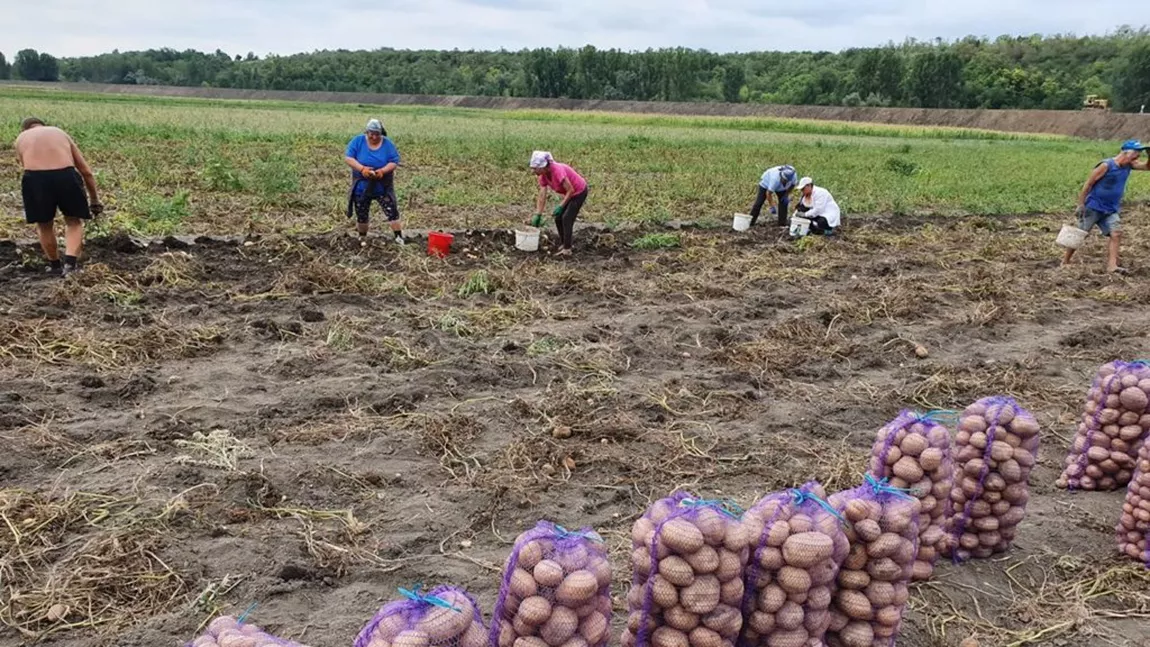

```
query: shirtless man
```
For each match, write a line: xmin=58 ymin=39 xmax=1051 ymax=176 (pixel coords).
xmin=14 ymin=117 xmax=103 ymax=275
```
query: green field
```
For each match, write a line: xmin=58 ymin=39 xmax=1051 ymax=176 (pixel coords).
xmin=0 ymin=86 xmax=1144 ymax=238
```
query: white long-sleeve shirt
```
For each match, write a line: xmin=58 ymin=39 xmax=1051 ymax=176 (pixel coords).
xmin=799 ymin=186 xmax=841 ymax=228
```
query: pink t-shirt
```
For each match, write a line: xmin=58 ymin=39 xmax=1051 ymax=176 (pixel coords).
xmin=538 ymin=161 xmax=587 ymax=195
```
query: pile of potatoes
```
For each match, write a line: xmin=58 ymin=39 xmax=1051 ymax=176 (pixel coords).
xmin=739 ymin=482 xmax=850 ymax=647
xmin=623 ymin=493 xmax=750 ymax=647
xmin=825 ymin=483 xmax=920 ymax=647
xmin=1116 ymin=439 xmax=1150 ymax=564
xmin=354 ymin=587 xmax=489 ymax=647
xmin=492 ymin=522 xmax=613 ymax=647
xmin=191 ymin=617 xmax=312 ymax=647
xmin=1057 ymin=361 xmax=1150 ymax=492
xmin=867 ymin=411 xmax=954 ymax=581
xmin=945 ymin=397 xmax=1039 ymax=562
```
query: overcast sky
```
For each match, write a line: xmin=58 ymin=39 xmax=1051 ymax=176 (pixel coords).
xmin=4 ymin=0 xmax=1148 ymax=58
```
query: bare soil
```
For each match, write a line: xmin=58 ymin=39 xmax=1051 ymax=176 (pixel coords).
xmin=2 ymin=213 xmax=1150 ymax=647
xmin=6 ymin=80 xmax=1149 ymax=140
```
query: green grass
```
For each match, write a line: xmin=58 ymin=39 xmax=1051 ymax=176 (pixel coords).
xmin=0 ymin=86 xmax=1144 ymax=238
xmin=630 ymin=233 xmax=682 ymax=250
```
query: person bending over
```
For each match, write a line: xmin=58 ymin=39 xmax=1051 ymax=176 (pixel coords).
xmin=14 ymin=117 xmax=103 ymax=276
xmin=792 ymin=176 xmax=841 ymax=237
xmin=530 ymin=151 xmax=588 ymax=256
xmin=750 ymin=164 xmax=798 ymax=227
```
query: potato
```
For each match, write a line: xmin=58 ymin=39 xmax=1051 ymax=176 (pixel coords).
xmin=718 ymin=577 xmax=743 ymax=608
xmin=518 ymin=596 xmax=552 ymax=626
xmin=658 ymin=556 xmax=695 ymax=587
xmin=534 ymin=560 xmax=565 ymax=589
xmin=701 ymin=605 xmax=740 ymax=636
xmin=715 ymin=549 xmax=742 ymax=582
xmin=765 ymin=629 xmax=808 ymax=647
xmin=651 ymin=628 xmax=688 ymax=647
xmin=540 ymin=607 xmax=579 ymax=646
xmin=837 ymin=621 xmax=874 ymax=647
xmin=652 ymin=575 xmax=679 ymax=609
xmin=663 ymin=607 xmax=699 ymax=632
xmin=836 ymin=590 xmax=873 ymax=621
xmin=689 ymin=626 xmax=723 ymax=647
xmin=680 ymin=575 xmax=721 ymax=615
xmin=661 ymin=519 xmax=706 ymax=555
xmin=685 ymin=545 xmax=719 ymax=574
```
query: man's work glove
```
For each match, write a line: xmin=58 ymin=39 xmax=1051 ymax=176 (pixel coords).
xmin=769 ymin=206 xmax=777 ymax=215
xmin=552 ymin=204 xmax=565 ymax=217
xmin=90 ymin=201 xmax=104 ymax=217
xmin=531 ymin=213 xmax=544 ymax=227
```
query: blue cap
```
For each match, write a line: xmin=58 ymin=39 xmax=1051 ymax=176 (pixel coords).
xmin=1121 ymin=139 xmax=1146 ymax=151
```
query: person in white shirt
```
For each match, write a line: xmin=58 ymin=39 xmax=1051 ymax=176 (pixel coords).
xmin=791 ymin=176 xmax=841 ymax=236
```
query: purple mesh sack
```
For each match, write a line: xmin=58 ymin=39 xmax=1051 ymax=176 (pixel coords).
xmin=825 ymin=476 xmax=921 ymax=647
xmin=738 ymin=482 xmax=849 ymax=647
xmin=623 ymin=492 xmax=749 ymax=647
xmin=490 ymin=521 xmax=612 ymax=647
xmin=1058 ymin=361 xmax=1150 ymax=491
xmin=944 ymin=396 xmax=1040 ymax=562
xmin=186 ymin=616 xmax=310 ymax=647
xmin=354 ymin=585 xmax=488 ymax=647
xmin=1116 ymin=438 xmax=1150 ymax=565
xmin=866 ymin=410 xmax=955 ymax=582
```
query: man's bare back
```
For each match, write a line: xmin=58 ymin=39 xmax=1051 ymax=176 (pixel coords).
xmin=15 ymin=125 xmax=79 ymax=171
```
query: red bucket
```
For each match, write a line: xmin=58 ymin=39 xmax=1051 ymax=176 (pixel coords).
xmin=427 ymin=231 xmax=453 ymax=258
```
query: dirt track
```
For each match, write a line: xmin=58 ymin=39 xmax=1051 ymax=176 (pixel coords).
xmin=4 ymin=81 xmax=1150 ymax=141
xmin=3 ymin=214 xmax=1150 ymax=647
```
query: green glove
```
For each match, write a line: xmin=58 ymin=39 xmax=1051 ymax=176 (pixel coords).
xmin=531 ymin=213 xmax=543 ymax=227
xmin=552 ymin=204 xmax=565 ymax=217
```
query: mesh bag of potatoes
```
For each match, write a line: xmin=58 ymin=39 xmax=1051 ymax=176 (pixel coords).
xmin=623 ymin=492 xmax=750 ymax=647
xmin=738 ymin=482 xmax=850 ymax=647
xmin=866 ymin=410 xmax=955 ymax=582
xmin=490 ymin=521 xmax=612 ymax=647
xmin=944 ymin=396 xmax=1039 ymax=563
xmin=187 ymin=616 xmax=311 ymax=647
xmin=1116 ymin=437 xmax=1150 ymax=565
xmin=1057 ymin=361 xmax=1150 ymax=492
xmin=825 ymin=475 xmax=921 ymax=647
xmin=354 ymin=585 xmax=488 ymax=647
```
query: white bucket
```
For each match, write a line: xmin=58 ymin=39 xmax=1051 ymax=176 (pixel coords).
xmin=1056 ymin=224 xmax=1088 ymax=250
xmin=515 ymin=227 xmax=540 ymax=252
xmin=789 ymin=216 xmax=811 ymax=238
xmin=732 ymin=213 xmax=752 ymax=232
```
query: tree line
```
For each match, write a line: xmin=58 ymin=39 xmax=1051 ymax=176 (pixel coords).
xmin=5 ymin=26 xmax=1150 ymax=111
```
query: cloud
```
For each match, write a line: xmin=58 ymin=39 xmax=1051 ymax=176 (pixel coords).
xmin=3 ymin=0 xmax=1148 ymax=58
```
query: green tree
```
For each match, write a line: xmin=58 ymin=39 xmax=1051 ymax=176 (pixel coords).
xmin=906 ymin=49 xmax=965 ymax=108
xmin=0 ymin=52 xmax=9 ymax=79
xmin=854 ymin=47 xmax=904 ymax=101
xmin=721 ymin=64 xmax=746 ymax=103
xmin=14 ymin=49 xmax=41 ymax=80
xmin=1112 ymin=40 xmax=1150 ymax=112
xmin=38 ymin=52 xmax=60 ymax=81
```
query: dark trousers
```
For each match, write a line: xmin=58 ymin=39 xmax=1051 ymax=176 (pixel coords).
xmin=794 ymin=203 xmax=832 ymax=235
xmin=555 ymin=188 xmax=588 ymax=249
xmin=750 ymin=187 xmax=789 ymax=226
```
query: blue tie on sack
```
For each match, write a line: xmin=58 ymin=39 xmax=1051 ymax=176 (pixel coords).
xmin=399 ymin=585 xmax=463 ymax=612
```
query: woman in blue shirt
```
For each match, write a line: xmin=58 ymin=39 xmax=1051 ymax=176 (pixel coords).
xmin=344 ymin=119 xmax=403 ymax=245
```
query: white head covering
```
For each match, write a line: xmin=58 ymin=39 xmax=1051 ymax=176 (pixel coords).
xmin=797 ymin=176 xmax=814 ymax=190
xmin=529 ymin=151 xmax=553 ymax=169
xmin=365 ymin=119 xmax=384 ymax=134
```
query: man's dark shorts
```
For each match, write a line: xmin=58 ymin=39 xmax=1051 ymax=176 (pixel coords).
xmin=21 ymin=168 xmax=90 ymax=225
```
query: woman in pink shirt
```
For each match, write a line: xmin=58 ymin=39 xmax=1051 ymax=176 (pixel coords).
xmin=530 ymin=151 xmax=588 ymax=256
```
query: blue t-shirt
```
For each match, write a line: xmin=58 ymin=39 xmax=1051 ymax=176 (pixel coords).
xmin=1085 ymin=158 xmax=1132 ymax=215
xmin=346 ymin=134 xmax=401 ymax=195
xmin=759 ymin=165 xmax=797 ymax=192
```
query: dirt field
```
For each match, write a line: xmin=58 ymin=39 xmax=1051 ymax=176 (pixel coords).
xmin=3 ymin=213 xmax=1150 ymax=647
xmin=5 ymin=81 xmax=1150 ymax=140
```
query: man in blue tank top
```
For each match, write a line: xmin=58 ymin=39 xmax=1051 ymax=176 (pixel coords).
xmin=1062 ymin=139 xmax=1150 ymax=273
